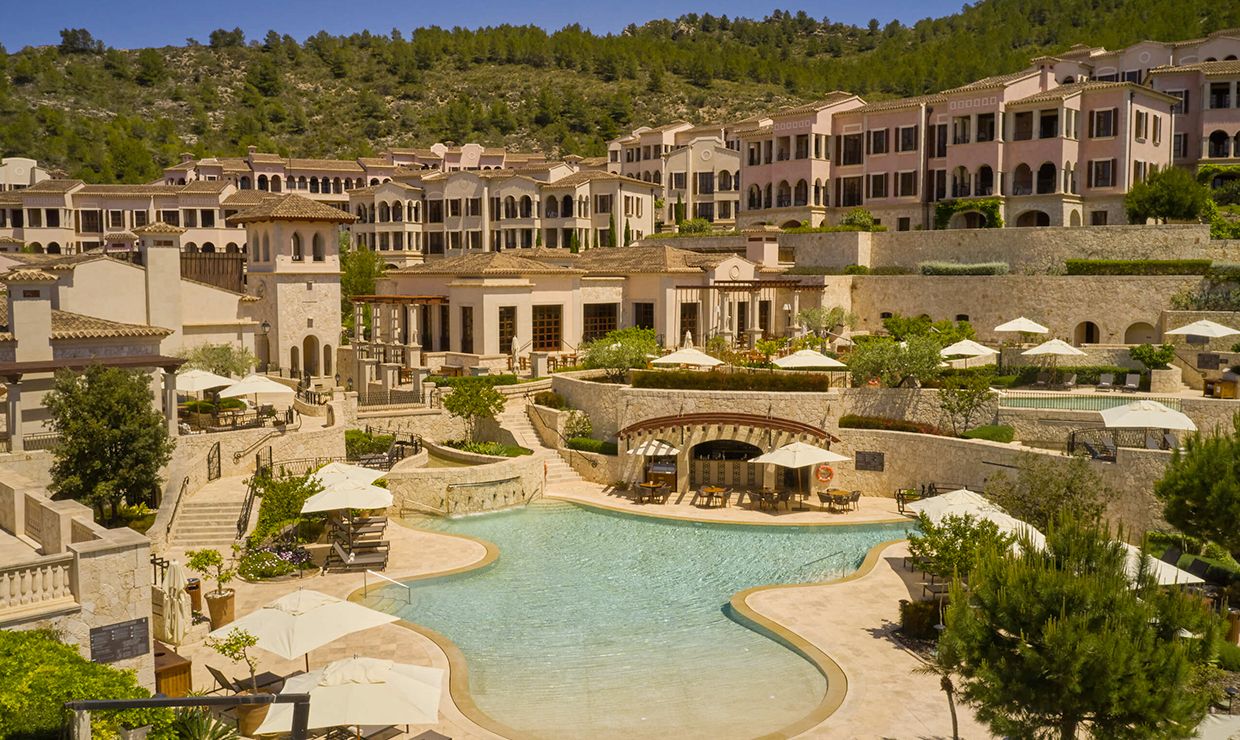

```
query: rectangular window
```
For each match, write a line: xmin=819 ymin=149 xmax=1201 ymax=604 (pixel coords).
xmin=840 ymin=134 xmax=864 ymax=166
xmin=633 ymin=302 xmax=655 ymax=330
xmin=1090 ymin=108 xmax=1117 ymax=138
xmin=108 ymin=210 xmax=124 ymax=229
xmin=678 ymin=302 xmax=698 ymax=343
xmin=1173 ymin=133 xmax=1188 ymax=159
xmin=897 ymin=171 xmax=918 ymax=197
xmin=594 ymin=195 xmax=613 ymax=214
xmin=898 ymin=125 xmax=919 ymax=152
xmin=897 ymin=217 xmax=911 ymax=231
xmin=1012 ymin=111 xmax=1034 ymax=141
xmin=498 ymin=306 xmax=516 ymax=354
xmin=79 ymin=210 xmax=100 ymax=233
xmin=1135 ymin=110 xmax=1148 ymax=141
xmin=794 ymin=134 xmax=810 ymax=159
xmin=460 ymin=307 xmax=474 ymax=354
xmin=133 ymin=210 xmax=148 ymax=227
xmin=869 ymin=129 xmax=889 ymax=155
xmin=1169 ymin=90 xmax=1188 ymax=115
xmin=159 ymin=209 xmax=179 ymax=226
xmin=671 ymin=172 xmax=687 ymax=190
xmin=1038 ymin=110 xmax=1059 ymax=139
xmin=448 ymin=199 xmax=461 ymax=217
xmin=448 ymin=231 xmax=461 ymax=250
xmin=1152 ymin=115 xmax=1162 ymax=146
xmin=489 ymin=197 xmax=501 ymax=220
xmin=1088 ymin=159 xmax=1116 ymax=188
xmin=839 ymin=177 xmax=864 ymax=207
xmin=718 ymin=201 xmax=731 ymax=219
xmin=951 ymin=116 xmax=971 ymax=145
xmin=868 ymin=173 xmax=888 ymax=199
xmin=439 ymin=304 xmax=451 ymax=351
xmin=427 ymin=200 xmax=444 ymax=223
xmin=1210 ymin=82 xmax=1231 ymax=109
xmin=467 ymin=198 xmax=482 ymax=216
xmin=696 ymin=172 xmax=714 ymax=195
xmin=427 ymin=232 xmax=444 ymax=254
xmin=201 ymin=209 xmax=215 ymax=228
xmin=183 ymin=209 xmax=198 ymax=228
xmin=931 ymin=125 xmax=948 ymax=158
xmin=582 ymin=303 xmax=619 ymax=342
xmin=532 ymin=305 xmax=562 ymax=352
xmin=933 ymin=169 xmax=947 ymax=201
xmin=1123 ymin=70 xmax=1141 ymax=84
xmin=1090 ymin=210 xmax=1108 ymax=226
xmin=694 ymin=202 xmax=715 ymax=221
xmin=976 ymin=113 xmax=996 ymax=142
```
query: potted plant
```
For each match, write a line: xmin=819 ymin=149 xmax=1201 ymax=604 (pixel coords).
xmin=187 ymin=547 xmax=237 ymax=629
xmin=206 ymin=628 xmax=268 ymax=736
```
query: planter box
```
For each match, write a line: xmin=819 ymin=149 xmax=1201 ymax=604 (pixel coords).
xmin=1149 ymin=367 xmax=1181 ymax=394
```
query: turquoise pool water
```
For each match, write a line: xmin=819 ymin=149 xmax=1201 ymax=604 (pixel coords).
xmin=999 ymin=394 xmax=1181 ymax=411
xmin=363 ymin=501 xmax=908 ymax=739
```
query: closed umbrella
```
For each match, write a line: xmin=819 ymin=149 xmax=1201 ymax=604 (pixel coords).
xmin=627 ymin=439 xmax=680 ymax=456
xmin=1100 ymin=400 xmax=1196 ymax=432
xmin=682 ymin=330 xmax=694 ymax=348
xmin=255 ymin=657 xmax=444 ymax=735
xmin=312 ymin=462 xmax=386 ymax=488
xmin=210 ymin=589 xmax=397 ymax=671
xmin=995 ymin=317 xmax=1049 ymax=334
xmin=773 ymin=349 xmax=847 ymax=369
xmin=161 ymin=560 xmax=192 ymax=645
xmin=176 ymin=369 xmax=234 ymax=394
xmin=1164 ymin=320 xmax=1239 ymax=339
xmin=1120 ymin=542 xmax=1203 ymax=586
xmin=301 ymin=480 xmax=393 ymax=514
xmin=651 ymin=347 xmax=723 ymax=367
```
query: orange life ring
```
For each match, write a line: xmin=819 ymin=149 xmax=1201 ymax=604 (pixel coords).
xmin=815 ymin=464 xmax=834 ymax=484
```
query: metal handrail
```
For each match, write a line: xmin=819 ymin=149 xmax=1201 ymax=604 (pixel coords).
xmin=163 ymin=476 xmax=191 ymax=537
xmin=236 ymin=475 xmax=259 ymax=539
xmin=233 ymin=410 xmax=302 ymax=462
xmin=363 ymin=569 xmax=412 ymax=605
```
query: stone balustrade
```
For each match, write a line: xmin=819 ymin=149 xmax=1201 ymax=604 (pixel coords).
xmin=0 ymin=552 xmax=76 ymax=622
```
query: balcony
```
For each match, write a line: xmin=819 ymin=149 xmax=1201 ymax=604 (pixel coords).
xmin=951 ymin=185 xmax=972 ymax=198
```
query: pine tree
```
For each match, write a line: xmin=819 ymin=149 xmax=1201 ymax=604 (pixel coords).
xmin=607 ymin=213 xmax=617 ymax=247
xmin=570 ymin=229 xmax=581 ymax=254
xmin=624 ymin=218 xmax=632 ymax=246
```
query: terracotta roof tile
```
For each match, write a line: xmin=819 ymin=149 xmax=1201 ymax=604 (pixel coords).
xmin=393 ymin=250 xmax=582 ymax=276
xmin=0 ymin=293 xmax=172 ymax=341
xmin=1011 ymin=80 xmax=1178 ymax=105
xmin=573 ymin=244 xmax=728 ymax=274
xmin=77 ymin=184 xmax=184 ymax=196
xmin=222 ymin=191 xmax=269 ymax=207
xmin=769 ymin=92 xmax=858 ymax=118
xmin=1149 ymin=59 xmax=1240 ymax=76
xmin=1 ymin=268 xmax=57 ymax=283
xmin=133 ymin=221 xmax=186 ymax=235
xmin=943 ymin=69 xmax=1037 ymax=93
xmin=226 ymin=194 xmax=356 ymax=225
xmin=22 ymin=179 xmax=83 ymax=194
xmin=847 ymin=93 xmax=945 ymax=114
xmin=287 ymin=158 xmax=366 ymax=173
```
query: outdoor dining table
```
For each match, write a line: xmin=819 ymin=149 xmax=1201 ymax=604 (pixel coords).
xmin=700 ymin=486 xmax=728 ymax=508
xmin=747 ymin=489 xmax=776 ymax=511
xmin=636 ymin=481 xmax=665 ymax=504
xmin=821 ymin=489 xmax=853 ymax=512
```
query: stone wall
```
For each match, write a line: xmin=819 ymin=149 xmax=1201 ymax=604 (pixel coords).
xmin=384 ymin=441 xmax=543 ymax=515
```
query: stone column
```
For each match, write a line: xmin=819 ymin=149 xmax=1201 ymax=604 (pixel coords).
xmin=5 ymin=377 xmax=22 ymax=453
xmin=162 ymin=369 xmax=178 ymax=438
xmin=379 ymin=363 xmax=399 ymax=392
xmin=746 ymin=290 xmax=761 ymax=348
xmin=411 ymin=367 xmax=431 ymax=403
xmin=791 ymin=292 xmax=801 ymax=331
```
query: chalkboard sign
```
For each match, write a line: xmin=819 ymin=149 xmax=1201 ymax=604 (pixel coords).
xmin=1199 ymin=353 xmax=1221 ymax=371
xmin=855 ymin=451 xmax=885 ymax=472
xmin=90 ymin=617 xmax=149 ymax=664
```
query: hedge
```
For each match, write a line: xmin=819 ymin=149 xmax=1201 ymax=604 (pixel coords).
xmin=532 ymin=390 xmax=570 ymax=409
xmin=1064 ymin=259 xmax=1213 ymax=276
xmin=933 ymin=197 xmax=1004 ymax=229
xmin=1013 ymin=364 xmax=1143 ymax=387
xmin=427 ymin=373 xmax=521 ymax=387
xmin=963 ymin=424 xmax=1015 ymax=443
xmin=631 ymin=370 xmax=834 ymax=392
xmin=919 ymin=261 xmax=1009 ymax=276
xmin=567 ymin=437 xmax=618 ymax=455
xmin=838 ymin=414 xmax=943 ymax=435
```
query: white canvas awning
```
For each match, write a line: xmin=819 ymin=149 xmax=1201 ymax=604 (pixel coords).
xmin=628 ymin=439 xmax=680 ymax=456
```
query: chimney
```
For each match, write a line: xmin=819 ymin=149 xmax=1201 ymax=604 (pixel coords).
xmin=180 ymin=152 xmax=194 ymax=164
xmin=247 ymin=145 xmax=258 ymax=158
xmin=133 ymin=222 xmax=186 ymax=353
xmin=2 ymin=269 xmax=57 ymax=363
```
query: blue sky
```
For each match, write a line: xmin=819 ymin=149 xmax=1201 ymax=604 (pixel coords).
xmin=2 ymin=0 xmax=962 ymax=50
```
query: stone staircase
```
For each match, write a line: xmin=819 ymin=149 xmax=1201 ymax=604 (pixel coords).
xmin=498 ymin=403 xmax=586 ymax=487
xmin=166 ymin=476 xmax=250 ymax=548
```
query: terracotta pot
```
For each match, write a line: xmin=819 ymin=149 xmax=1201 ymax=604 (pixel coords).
xmin=235 ymin=691 xmax=270 ymax=737
xmin=204 ymin=589 xmax=235 ymax=629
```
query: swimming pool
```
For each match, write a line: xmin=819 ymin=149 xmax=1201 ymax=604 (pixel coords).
xmin=363 ymin=500 xmax=908 ymax=739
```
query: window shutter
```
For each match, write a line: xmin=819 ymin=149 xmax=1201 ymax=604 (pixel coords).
xmin=1109 ymin=159 xmax=1116 ymax=186
xmin=865 ymin=132 xmax=871 ymax=155
xmin=1087 ymin=162 xmax=1094 ymax=188
xmin=1088 ymin=111 xmax=1095 ymax=138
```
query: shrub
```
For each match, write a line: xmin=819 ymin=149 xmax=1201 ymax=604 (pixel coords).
xmin=1129 ymin=343 xmax=1175 ymax=370
xmin=1216 ymin=640 xmax=1240 ymax=672
xmin=248 ymin=475 xmax=323 ymax=546
xmin=532 ymin=390 xmax=569 ymax=410
xmin=345 ymin=429 xmax=393 ymax=458
xmin=919 ymin=261 xmax=1010 ymax=275
xmin=898 ymin=599 xmax=943 ymax=640
xmin=839 ymin=207 xmax=876 ymax=229
xmin=1013 ymin=364 xmax=1140 ymax=387
xmin=563 ymin=410 xmax=593 ymax=439
xmin=677 ymin=217 xmax=711 ymax=234
xmin=630 ymin=370 xmax=834 ymax=392
xmin=567 ymin=437 xmax=618 ymax=455
xmin=443 ymin=440 xmax=532 ymax=457
xmin=838 ymin=414 xmax=944 ymax=435
xmin=964 ymin=424 xmax=1015 ymax=443
xmin=1064 ymin=259 xmax=1213 ymax=276
xmin=426 ymin=373 xmax=521 ymax=387
xmin=844 ymin=264 xmax=870 ymax=275
xmin=238 ymin=545 xmax=313 ymax=580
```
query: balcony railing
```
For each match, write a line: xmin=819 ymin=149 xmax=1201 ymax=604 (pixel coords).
xmin=951 ymin=185 xmax=972 ymax=198
xmin=0 ymin=553 xmax=77 ymax=623
xmin=1209 ymin=96 xmax=1232 ymax=110
xmin=775 ymin=197 xmax=793 ymax=208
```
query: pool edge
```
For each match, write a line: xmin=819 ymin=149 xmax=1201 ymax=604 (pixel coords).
xmin=547 ymin=493 xmax=912 ymax=528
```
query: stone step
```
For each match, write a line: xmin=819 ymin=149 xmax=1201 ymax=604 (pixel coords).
xmin=180 ymin=503 xmax=243 ymax=511
xmin=172 ymin=526 xmax=237 ymax=536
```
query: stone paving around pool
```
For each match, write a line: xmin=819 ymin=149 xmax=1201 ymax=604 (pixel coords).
xmin=166 ymin=476 xmax=988 ymax=739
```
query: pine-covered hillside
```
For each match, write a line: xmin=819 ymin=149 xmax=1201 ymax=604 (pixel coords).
xmin=2 ymin=0 xmax=1239 ymax=183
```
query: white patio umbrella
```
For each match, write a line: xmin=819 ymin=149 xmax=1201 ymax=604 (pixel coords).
xmin=220 ymin=373 xmax=296 ymax=401
xmin=311 ymin=462 xmax=386 ymax=489
xmin=301 ymin=479 xmax=393 ymax=514
xmin=160 ymin=560 xmax=192 ymax=645
xmin=1164 ymin=319 xmax=1239 ymax=339
xmin=627 ymin=439 xmax=680 ymax=456
xmin=995 ymin=317 xmax=1049 ymax=334
xmin=176 ymin=369 xmax=234 ymax=394
xmin=651 ymin=347 xmax=723 ymax=367
xmin=773 ymin=349 xmax=847 ymax=369
xmin=1120 ymin=542 xmax=1203 ymax=586
xmin=750 ymin=441 xmax=850 ymax=499
xmin=1100 ymin=399 xmax=1196 ymax=431
xmin=906 ymin=489 xmax=1046 ymax=550
xmin=1021 ymin=339 xmax=1087 ymax=357
xmin=255 ymin=657 xmax=444 ymax=735
xmin=939 ymin=339 xmax=997 ymax=358
xmin=210 ymin=589 xmax=397 ymax=671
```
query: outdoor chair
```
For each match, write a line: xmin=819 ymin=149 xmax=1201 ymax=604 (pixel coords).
xmin=205 ymin=664 xmax=286 ymax=695
xmin=1059 ymin=373 xmax=1077 ymax=390
xmin=1095 ymin=373 xmax=1115 ymax=392
xmin=1082 ymin=441 xmax=1102 ymax=460
xmin=775 ymin=490 xmax=793 ymax=511
xmin=1145 ymin=433 xmax=1162 ymax=450
xmin=1159 ymin=546 xmax=1183 ymax=566
xmin=1032 ymin=372 xmax=1051 ymax=388
xmin=1186 ymin=558 xmax=1212 ymax=581
xmin=1163 ymin=432 xmax=1179 ymax=451
xmin=1101 ymin=438 xmax=1118 ymax=460
xmin=1122 ymin=374 xmax=1141 ymax=392
xmin=895 ymin=488 xmax=921 ymax=514
xmin=849 ymin=491 xmax=861 ymax=510
xmin=326 ymin=542 xmax=388 ymax=572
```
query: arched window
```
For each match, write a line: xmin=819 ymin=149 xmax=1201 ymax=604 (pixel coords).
xmin=813 ymin=178 xmax=824 ymax=206
xmin=202 ymin=242 xmax=216 ymax=253
xmin=545 ymin=197 xmax=559 ymax=219
xmin=257 ymin=174 xmax=269 ymax=191
xmin=240 ymin=176 xmax=252 ymax=190
xmin=748 ymin=185 xmax=761 ymax=210
xmin=378 ymin=202 xmax=390 ymax=222
xmin=271 ymin=175 xmax=282 ymax=193
xmin=793 ymin=179 xmax=808 ymax=207
xmin=977 ymin=166 xmax=994 ymax=196
xmin=653 ymin=171 xmax=662 ymax=185
xmin=309 ymin=178 xmax=320 ymax=194
xmin=562 ymin=195 xmax=573 ymax=218
xmin=519 ymin=195 xmax=532 ymax=218
xmin=184 ymin=242 xmax=197 ymax=253
xmin=1012 ymin=164 xmax=1033 ymax=195
xmin=369 ymin=178 xmax=379 ymax=186
xmin=504 ymin=196 xmax=517 ymax=219
xmin=46 ymin=242 xmax=61 ymax=254
xmin=391 ymin=201 xmax=403 ymax=222
xmin=776 ymin=181 xmax=792 ymax=208
xmin=312 ymin=233 xmax=325 ymax=261
xmin=763 ymin=183 xmax=772 ymax=208
xmin=226 ymin=242 xmax=239 ymax=253
xmin=298 ymin=176 xmax=307 ymax=190
xmin=1209 ymin=130 xmax=1231 ymax=159
xmin=292 ymin=233 xmax=303 ymax=261
xmin=1036 ymin=162 xmax=1057 ymax=194
xmin=719 ymin=171 xmax=732 ymax=191
xmin=953 ymin=166 xmax=972 ymax=197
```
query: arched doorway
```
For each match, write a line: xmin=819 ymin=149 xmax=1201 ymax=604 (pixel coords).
xmin=322 ymin=344 xmax=333 ymax=378
xmin=1074 ymin=321 xmax=1100 ymax=345
xmin=689 ymin=440 xmax=763 ymax=488
xmin=950 ymin=211 xmax=987 ymax=229
xmin=1016 ymin=210 xmax=1050 ymax=227
xmin=302 ymin=335 xmax=320 ymax=377
xmin=46 ymin=242 xmax=61 ymax=254
xmin=1124 ymin=322 xmax=1157 ymax=344
xmin=1069 ymin=210 xmax=1082 ymax=227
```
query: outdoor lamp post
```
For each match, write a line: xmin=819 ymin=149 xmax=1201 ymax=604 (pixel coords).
xmin=260 ymin=320 xmax=271 ymax=372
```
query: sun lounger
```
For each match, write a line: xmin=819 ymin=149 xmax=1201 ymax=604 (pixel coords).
xmin=1101 ymin=437 xmax=1118 ymax=460
xmin=895 ymin=488 xmax=921 ymax=513
xmin=1163 ymin=432 xmax=1178 ymax=451
xmin=1122 ymin=373 xmax=1140 ymax=392
xmin=327 ymin=542 xmax=388 ymax=572
xmin=1081 ymin=440 xmax=1102 ymax=459
xmin=1032 ymin=372 xmax=1051 ymax=388
xmin=1095 ymin=373 xmax=1115 ymax=392
xmin=1159 ymin=546 xmax=1183 ymax=566
xmin=206 ymin=664 xmax=287 ymax=694
xmin=1186 ymin=558 xmax=1211 ymax=580
xmin=1059 ymin=373 xmax=1077 ymax=390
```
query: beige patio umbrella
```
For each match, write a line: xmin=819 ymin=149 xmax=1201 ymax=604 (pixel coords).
xmin=1164 ymin=319 xmax=1239 ymax=340
xmin=995 ymin=317 xmax=1049 ymax=334
xmin=210 ymin=589 xmax=397 ymax=672
xmin=1020 ymin=339 xmax=1085 ymax=357
xmin=750 ymin=441 xmax=850 ymax=499
xmin=905 ymin=489 xmax=1046 ymax=550
xmin=651 ymin=347 xmax=723 ymax=368
xmin=160 ymin=559 xmax=192 ymax=645
xmin=301 ymin=479 xmax=393 ymax=514
xmin=1100 ymin=400 xmax=1196 ymax=432
xmin=255 ymin=657 xmax=444 ymax=736
xmin=940 ymin=339 xmax=998 ymax=369
xmin=176 ymin=369 xmax=234 ymax=394
xmin=220 ymin=373 xmax=296 ymax=410
xmin=772 ymin=349 xmax=847 ymax=369
xmin=627 ymin=439 xmax=680 ymax=456
xmin=1119 ymin=542 xmax=1203 ymax=586
xmin=311 ymin=462 xmax=386 ymax=488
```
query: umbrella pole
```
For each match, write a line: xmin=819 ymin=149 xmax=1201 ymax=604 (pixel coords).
xmin=305 ymin=652 xmax=310 ymax=673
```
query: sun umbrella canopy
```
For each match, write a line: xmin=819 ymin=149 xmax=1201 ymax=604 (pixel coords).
xmin=651 ymin=347 xmax=723 ymax=367
xmin=773 ymin=349 xmax=848 ymax=369
xmin=1120 ymin=542 xmax=1203 ymax=586
xmin=905 ymin=489 xmax=1045 ymax=550
xmin=311 ymin=462 xmax=386 ymax=489
xmin=176 ymin=369 xmax=234 ymax=393
xmin=1021 ymin=338 xmax=1087 ymax=357
xmin=939 ymin=339 xmax=997 ymax=358
xmin=301 ymin=480 xmax=393 ymax=514
xmin=994 ymin=317 xmax=1049 ymax=334
xmin=749 ymin=441 xmax=849 ymax=468
xmin=1100 ymin=400 xmax=1197 ymax=431
xmin=628 ymin=439 xmax=680 ymax=456
xmin=160 ymin=560 xmax=192 ymax=645
xmin=255 ymin=657 xmax=444 ymax=734
xmin=219 ymin=373 xmax=296 ymax=399
xmin=1164 ymin=320 xmax=1240 ymax=339
xmin=209 ymin=590 xmax=398 ymax=662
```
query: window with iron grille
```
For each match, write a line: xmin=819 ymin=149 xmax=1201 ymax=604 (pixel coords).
xmin=532 ymin=305 xmax=562 ymax=351
xmin=582 ymin=303 xmax=619 ymax=342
